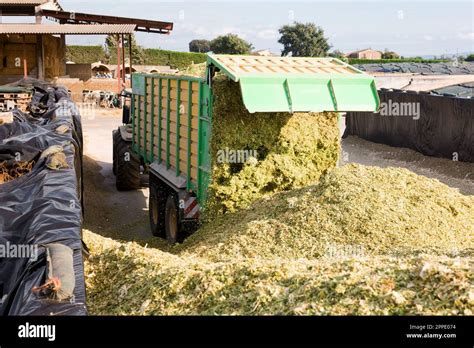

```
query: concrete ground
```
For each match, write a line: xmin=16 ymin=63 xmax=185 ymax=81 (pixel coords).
xmin=82 ymin=110 xmax=474 ymax=241
xmin=82 ymin=108 xmax=151 ymax=242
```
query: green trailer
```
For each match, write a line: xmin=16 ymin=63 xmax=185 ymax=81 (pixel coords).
xmin=113 ymin=53 xmax=379 ymax=243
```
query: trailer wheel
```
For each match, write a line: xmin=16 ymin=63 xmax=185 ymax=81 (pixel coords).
xmin=149 ymin=181 xmax=166 ymax=237
xmin=116 ymin=137 xmax=140 ymax=191
xmin=165 ymin=194 xmax=181 ymax=244
xmin=112 ymin=129 xmax=121 ymax=176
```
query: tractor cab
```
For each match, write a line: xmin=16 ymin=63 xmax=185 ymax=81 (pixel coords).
xmin=121 ymin=88 xmax=133 ymax=124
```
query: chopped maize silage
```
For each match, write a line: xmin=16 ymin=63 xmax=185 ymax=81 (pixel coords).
xmin=206 ymin=78 xmax=340 ymax=218
xmin=84 ymin=229 xmax=473 ymax=316
xmin=84 ymin=164 xmax=474 ymax=315
xmin=179 ymin=164 xmax=473 ymax=261
xmin=178 ymin=64 xmax=341 ymax=218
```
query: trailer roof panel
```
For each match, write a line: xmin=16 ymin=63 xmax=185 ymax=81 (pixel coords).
xmin=208 ymin=54 xmax=365 ymax=81
xmin=207 ymin=53 xmax=380 ymax=113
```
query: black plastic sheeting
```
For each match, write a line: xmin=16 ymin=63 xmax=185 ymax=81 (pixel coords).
xmin=345 ymin=91 xmax=474 ymax=163
xmin=354 ymin=62 xmax=474 ymax=75
xmin=0 ymin=81 xmax=87 ymax=315
xmin=432 ymin=82 xmax=474 ymax=98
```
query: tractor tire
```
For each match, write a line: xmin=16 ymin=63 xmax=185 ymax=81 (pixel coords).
xmin=149 ymin=181 xmax=167 ymax=237
xmin=165 ymin=194 xmax=181 ymax=244
xmin=116 ymin=137 xmax=140 ymax=191
xmin=112 ymin=129 xmax=121 ymax=176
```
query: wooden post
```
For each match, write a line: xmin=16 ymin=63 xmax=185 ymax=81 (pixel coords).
xmin=116 ymin=34 xmax=121 ymax=93
xmin=60 ymin=34 xmax=66 ymax=76
xmin=129 ymin=34 xmax=133 ymax=89
xmin=36 ymin=35 xmax=44 ymax=80
xmin=35 ymin=6 xmax=41 ymax=24
xmin=121 ymin=34 xmax=126 ymax=84
xmin=22 ymin=35 xmax=27 ymax=78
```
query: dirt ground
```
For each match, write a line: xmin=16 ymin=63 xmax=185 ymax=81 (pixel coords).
xmin=82 ymin=110 xmax=474 ymax=242
xmin=341 ymin=136 xmax=474 ymax=196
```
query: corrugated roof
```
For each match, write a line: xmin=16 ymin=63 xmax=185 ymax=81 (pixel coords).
xmin=0 ymin=0 xmax=47 ymax=4
xmin=41 ymin=9 xmax=173 ymax=34
xmin=0 ymin=0 xmax=62 ymax=13
xmin=0 ymin=23 xmax=136 ymax=34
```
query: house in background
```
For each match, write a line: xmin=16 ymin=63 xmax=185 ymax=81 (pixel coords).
xmin=346 ymin=48 xmax=382 ymax=60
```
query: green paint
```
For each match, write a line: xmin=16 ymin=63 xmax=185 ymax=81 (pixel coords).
xmin=143 ymin=76 xmax=148 ymax=160
xmin=131 ymin=93 xmax=136 ymax=151
xmin=137 ymin=95 xmax=141 ymax=155
xmin=186 ymin=80 xmax=192 ymax=191
xmin=150 ymin=78 xmax=155 ymax=162
xmin=166 ymin=79 xmax=171 ymax=169
xmin=157 ymin=78 xmax=162 ymax=163
xmin=176 ymin=82 xmax=181 ymax=176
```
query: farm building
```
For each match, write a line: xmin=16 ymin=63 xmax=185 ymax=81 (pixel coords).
xmin=346 ymin=48 xmax=382 ymax=59
xmin=0 ymin=0 xmax=173 ymax=85
xmin=0 ymin=32 xmax=65 ymax=83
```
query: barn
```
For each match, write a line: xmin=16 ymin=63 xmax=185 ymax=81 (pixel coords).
xmin=0 ymin=0 xmax=173 ymax=86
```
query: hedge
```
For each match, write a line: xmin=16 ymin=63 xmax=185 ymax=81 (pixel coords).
xmin=65 ymin=46 xmax=206 ymax=70
xmin=144 ymin=49 xmax=206 ymax=69
xmin=66 ymin=46 xmax=106 ymax=64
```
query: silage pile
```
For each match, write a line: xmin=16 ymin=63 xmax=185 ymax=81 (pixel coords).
xmin=179 ymin=164 xmax=474 ymax=261
xmin=179 ymin=64 xmax=340 ymax=218
xmin=84 ymin=164 xmax=474 ymax=316
xmin=84 ymin=232 xmax=473 ymax=316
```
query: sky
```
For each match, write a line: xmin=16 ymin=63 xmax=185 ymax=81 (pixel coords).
xmin=5 ymin=0 xmax=474 ymax=56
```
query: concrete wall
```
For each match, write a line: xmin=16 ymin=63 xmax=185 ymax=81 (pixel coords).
xmin=66 ymin=63 xmax=92 ymax=81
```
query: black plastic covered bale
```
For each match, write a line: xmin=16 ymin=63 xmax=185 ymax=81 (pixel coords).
xmin=0 ymin=80 xmax=86 ymax=316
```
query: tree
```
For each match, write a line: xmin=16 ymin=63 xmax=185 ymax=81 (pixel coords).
xmin=382 ymin=49 xmax=400 ymax=59
xmin=278 ymin=22 xmax=330 ymax=57
xmin=209 ymin=34 xmax=253 ymax=55
xmin=329 ymin=49 xmax=345 ymax=58
xmin=105 ymin=34 xmax=145 ymax=64
xmin=189 ymin=39 xmax=211 ymax=53
xmin=465 ymin=54 xmax=474 ymax=62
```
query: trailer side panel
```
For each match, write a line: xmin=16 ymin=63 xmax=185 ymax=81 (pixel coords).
xmin=132 ymin=74 xmax=205 ymax=195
